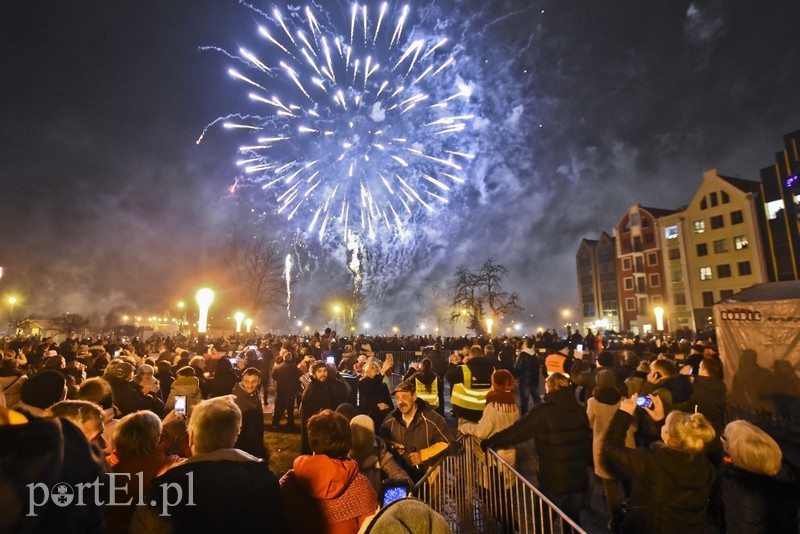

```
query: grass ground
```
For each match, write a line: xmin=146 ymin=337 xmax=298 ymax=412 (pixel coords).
xmin=263 ymin=425 xmax=301 ymax=475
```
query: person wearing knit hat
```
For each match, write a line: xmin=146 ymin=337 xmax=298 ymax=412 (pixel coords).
xmin=14 ymin=370 xmax=67 ymax=419
xmin=459 ymin=370 xmax=520 ymax=468
xmin=359 ymin=497 xmax=451 ymax=534
xmin=300 ymin=358 xmax=346 ymax=454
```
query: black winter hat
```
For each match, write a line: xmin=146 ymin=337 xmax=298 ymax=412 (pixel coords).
xmin=20 ymin=370 xmax=66 ymax=409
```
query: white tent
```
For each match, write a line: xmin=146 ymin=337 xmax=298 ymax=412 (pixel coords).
xmin=715 ymin=281 xmax=800 ymax=416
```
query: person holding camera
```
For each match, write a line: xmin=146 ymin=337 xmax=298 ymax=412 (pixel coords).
xmin=603 ymin=394 xmax=715 ymax=533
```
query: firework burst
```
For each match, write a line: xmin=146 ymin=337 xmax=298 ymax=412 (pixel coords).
xmin=204 ymin=1 xmax=477 ymax=245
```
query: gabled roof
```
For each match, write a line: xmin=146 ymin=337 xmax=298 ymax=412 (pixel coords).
xmin=717 ymin=174 xmax=762 ymax=195
xmin=639 ymin=205 xmax=678 ymax=218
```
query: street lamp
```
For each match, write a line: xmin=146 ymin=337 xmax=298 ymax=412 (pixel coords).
xmin=486 ymin=318 xmax=494 ymax=335
xmin=195 ymin=288 xmax=215 ymax=334
xmin=333 ymin=304 xmax=341 ymax=333
xmin=234 ymin=311 xmax=245 ymax=333
xmin=245 ymin=318 xmax=253 ymax=333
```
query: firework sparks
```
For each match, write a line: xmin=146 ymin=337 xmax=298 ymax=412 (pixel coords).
xmin=205 ymin=2 xmax=477 ymax=243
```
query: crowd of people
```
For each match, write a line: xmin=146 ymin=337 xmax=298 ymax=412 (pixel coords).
xmin=0 ymin=326 xmax=798 ymax=533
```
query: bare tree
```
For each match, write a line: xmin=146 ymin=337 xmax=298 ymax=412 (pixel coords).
xmin=225 ymin=236 xmax=287 ymax=316
xmin=53 ymin=313 xmax=90 ymax=338
xmin=450 ymin=259 xmax=522 ymax=335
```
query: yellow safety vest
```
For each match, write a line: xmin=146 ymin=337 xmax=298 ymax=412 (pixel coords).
xmin=451 ymin=363 xmax=491 ymax=412
xmin=415 ymin=377 xmax=439 ymax=408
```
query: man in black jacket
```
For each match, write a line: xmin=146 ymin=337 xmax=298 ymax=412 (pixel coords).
xmin=231 ymin=367 xmax=267 ymax=459
xmin=272 ymin=354 xmax=302 ymax=430
xmin=300 ymin=361 xmax=345 ymax=454
xmin=514 ymin=337 xmax=541 ymax=414
xmin=485 ymin=373 xmax=592 ymax=525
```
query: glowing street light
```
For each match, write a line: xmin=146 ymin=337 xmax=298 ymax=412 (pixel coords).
xmin=486 ymin=318 xmax=494 ymax=335
xmin=195 ymin=288 xmax=215 ymax=334
xmin=653 ymin=306 xmax=665 ymax=332
xmin=245 ymin=318 xmax=253 ymax=333
xmin=234 ymin=311 xmax=246 ymax=333
xmin=333 ymin=304 xmax=342 ymax=333
xmin=561 ymin=309 xmax=571 ymax=318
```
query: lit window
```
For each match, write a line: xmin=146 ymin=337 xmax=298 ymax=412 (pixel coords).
xmin=694 ymin=220 xmax=705 ymax=233
xmin=665 ymin=225 xmax=678 ymax=240
xmin=700 ymin=267 xmax=712 ymax=280
xmin=734 ymin=235 xmax=748 ymax=250
xmin=766 ymin=199 xmax=785 ymax=220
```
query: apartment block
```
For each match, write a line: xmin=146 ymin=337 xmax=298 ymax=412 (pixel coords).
xmin=576 ymin=232 xmax=620 ymax=332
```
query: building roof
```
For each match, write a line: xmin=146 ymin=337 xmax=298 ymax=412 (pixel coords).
xmin=639 ymin=205 xmax=678 ymax=218
xmin=724 ymin=281 xmax=800 ymax=303
xmin=717 ymin=174 xmax=762 ymax=195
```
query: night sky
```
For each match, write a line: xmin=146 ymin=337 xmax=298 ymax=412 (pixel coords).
xmin=1 ymin=1 xmax=799 ymax=332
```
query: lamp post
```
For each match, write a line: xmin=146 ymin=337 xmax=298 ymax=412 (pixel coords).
xmin=7 ymin=296 xmax=17 ymax=335
xmin=177 ymin=301 xmax=185 ymax=332
xmin=486 ymin=318 xmax=494 ymax=336
xmin=245 ymin=318 xmax=253 ymax=333
xmin=333 ymin=304 xmax=341 ymax=334
xmin=195 ymin=288 xmax=215 ymax=334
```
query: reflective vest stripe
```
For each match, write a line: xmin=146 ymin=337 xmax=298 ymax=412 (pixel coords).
xmin=416 ymin=377 xmax=439 ymax=408
xmin=451 ymin=363 xmax=490 ymax=411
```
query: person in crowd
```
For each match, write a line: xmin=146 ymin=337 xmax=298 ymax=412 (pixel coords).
xmin=231 ymin=367 xmax=267 ymax=459
xmin=687 ymin=358 xmax=727 ymax=465
xmin=164 ymin=365 xmax=203 ymax=417
xmin=714 ymin=420 xmax=800 ymax=533
xmin=615 ymin=352 xmax=640 ymax=384
xmin=347 ymin=413 xmax=412 ymax=494
xmin=272 ymin=352 xmax=302 ymax=430
xmin=484 ymin=373 xmax=592 ymax=525
xmin=189 ymin=355 xmax=209 ymax=398
xmin=587 ymin=369 xmax=636 ymax=521
xmin=639 ymin=358 xmax=693 ymax=445
xmin=544 ymin=343 xmax=575 ymax=377
xmin=154 ymin=360 xmax=174 ymax=400
xmin=338 ymin=344 xmax=358 ymax=373
xmin=326 ymin=362 xmax=353 ymax=406
xmin=44 ymin=353 xmax=81 ymax=398
xmin=301 ymin=360 xmax=347 ymax=454
xmin=358 ymin=359 xmax=394 ymax=430
xmin=107 ymin=361 xmax=165 ymax=417
xmin=409 ymin=358 xmax=444 ymax=415
xmin=76 ymin=376 xmax=118 ymax=455
xmin=280 ymin=409 xmax=379 ymax=534
xmin=426 ymin=342 xmax=450 ymax=381
xmin=358 ymin=497 xmax=451 ymax=534
xmin=133 ymin=396 xmax=286 ymax=533
xmin=514 ymin=337 xmax=541 ymax=414
xmin=603 ymin=395 xmax=716 ymax=533
xmin=0 ymin=349 xmax=27 ymax=409
xmin=14 ymin=369 xmax=67 ymax=419
xmin=205 ymin=356 xmax=239 ymax=397
xmin=1 ymin=396 xmax=108 ymax=533
xmin=133 ymin=363 xmax=162 ymax=400
xmin=447 ymin=345 xmax=494 ymax=422
xmin=459 ymin=369 xmax=519 ymax=469
xmin=379 ymin=380 xmax=455 ymax=481
xmin=105 ymin=410 xmax=184 ymax=534
xmin=48 ymin=399 xmax=107 ymax=450
xmin=624 ymin=360 xmax=650 ymax=397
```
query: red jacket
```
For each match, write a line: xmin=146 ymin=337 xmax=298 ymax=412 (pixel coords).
xmin=280 ymin=455 xmax=378 ymax=534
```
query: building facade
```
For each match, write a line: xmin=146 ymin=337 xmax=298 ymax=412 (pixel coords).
xmin=759 ymin=129 xmax=800 ymax=281
xmin=576 ymin=232 xmax=620 ymax=332
xmin=679 ymin=169 xmax=768 ymax=332
xmin=614 ymin=205 xmax=672 ymax=334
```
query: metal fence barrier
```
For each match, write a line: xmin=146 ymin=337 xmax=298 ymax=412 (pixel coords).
xmin=413 ymin=435 xmax=586 ymax=534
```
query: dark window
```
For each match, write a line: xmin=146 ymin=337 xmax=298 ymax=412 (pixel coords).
xmin=638 ymin=297 xmax=648 ymax=311
xmin=624 ymin=277 xmax=633 ymax=291
xmin=649 ymin=273 xmax=660 ymax=287
xmin=642 ymin=217 xmax=650 ymax=228
xmin=671 ymin=269 xmax=682 ymax=282
xmin=700 ymin=197 xmax=708 ymax=210
xmin=702 ymin=291 xmax=715 ymax=307
xmin=631 ymin=213 xmax=639 ymax=226
xmin=713 ymin=239 xmax=727 ymax=254
xmin=710 ymin=215 xmax=724 ymax=229
xmin=710 ymin=192 xmax=718 ymax=207
xmin=731 ymin=210 xmax=744 ymax=225
xmin=644 ymin=233 xmax=654 ymax=245
xmin=720 ymin=289 xmax=734 ymax=301
xmin=637 ymin=277 xmax=647 ymax=293
xmin=738 ymin=261 xmax=752 ymax=276
xmin=626 ymin=298 xmax=636 ymax=311
xmin=635 ymin=256 xmax=645 ymax=272
xmin=674 ymin=293 xmax=687 ymax=305
xmin=697 ymin=243 xmax=708 ymax=256
xmin=721 ymin=191 xmax=730 ymax=204
xmin=647 ymin=252 xmax=658 ymax=266
xmin=622 ymin=257 xmax=632 ymax=270
xmin=633 ymin=236 xmax=642 ymax=252
xmin=717 ymin=264 xmax=732 ymax=278
xmin=668 ymin=248 xmax=681 ymax=260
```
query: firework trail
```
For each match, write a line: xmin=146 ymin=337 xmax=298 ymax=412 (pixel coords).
xmin=284 ymin=253 xmax=292 ymax=318
xmin=204 ymin=2 xmax=477 ymax=245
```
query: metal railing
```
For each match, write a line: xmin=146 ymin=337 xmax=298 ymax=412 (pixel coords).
xmin=413 ymin=435 xmax=586 ymax=534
